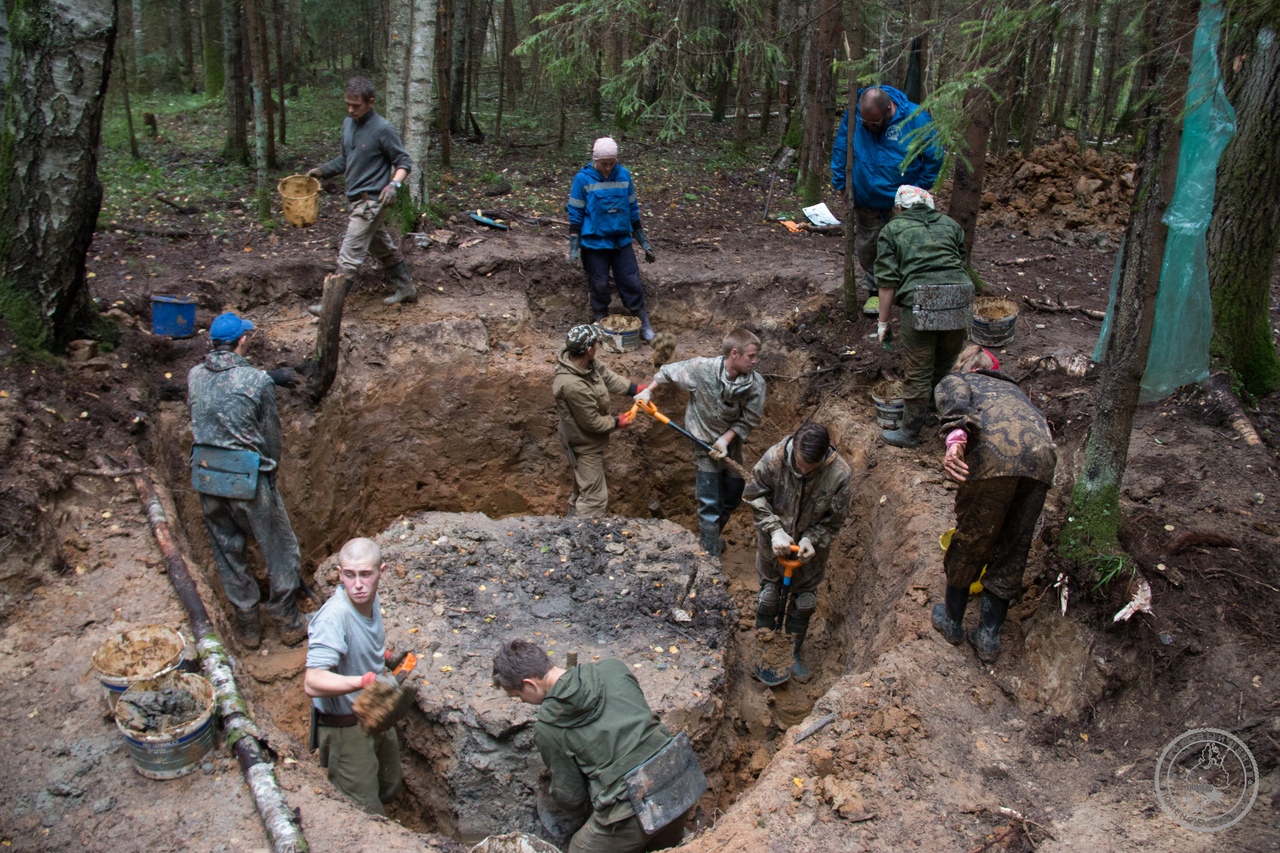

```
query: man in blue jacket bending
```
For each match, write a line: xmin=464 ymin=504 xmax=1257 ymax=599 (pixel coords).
xmin=566 ymin=137 xmax=657 ymax=342
xmin=830 ymin=86 xmax=943 ymax=312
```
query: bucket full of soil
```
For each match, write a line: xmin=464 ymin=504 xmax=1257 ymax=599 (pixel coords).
xmin=470 ymin=833 xmax=562 ymax=853
xmin=970 ymin=297 xmax=1018 ymax=347
xmin=870 ymin=380 xmax=905 ymax=429
xmin=278 ymin=174 xmax=320 ymax=227
xmin=91 ymin=625 xmax=186 ymax=712
xmin=114 ymin=671 xmax=216 ymax=780
xmin=596 ymin=315 xmax=641 ymax=352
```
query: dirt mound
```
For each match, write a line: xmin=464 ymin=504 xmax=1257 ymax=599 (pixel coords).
xmin=980 ymin=137 xmax=1136 ymax=233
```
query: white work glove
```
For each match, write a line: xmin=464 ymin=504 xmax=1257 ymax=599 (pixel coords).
xmin=709 ymin=436 xmax=729 ymax=460
xmin=634 ymin=385 xmax=654 ymax=405
xmin=771 ymin=529 xmax=795 ymax=557
xmin=797 ymin=537 xmax=816 ymax=562
xmin=877 ymin=321 xmax=890 ymax=343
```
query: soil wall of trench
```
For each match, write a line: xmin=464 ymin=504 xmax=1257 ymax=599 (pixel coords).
xmin=141 ymin=244 xmax=1194 ymax=850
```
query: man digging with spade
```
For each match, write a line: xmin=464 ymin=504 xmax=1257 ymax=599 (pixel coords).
xmin=744 ymin=423 xmax=853 ymax=682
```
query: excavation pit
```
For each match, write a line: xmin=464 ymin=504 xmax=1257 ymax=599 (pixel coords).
xmin=314 ymin=511 xmax=738 ymax=845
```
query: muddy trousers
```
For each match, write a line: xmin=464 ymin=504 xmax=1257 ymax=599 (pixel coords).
xmin=337 ymin=195 xmax=404 ymax=276
xmin=561 ymin=438 xmax=609 ymax=517
xmin=855 ymin=206 xmax=891 ymax=292
xmin=695 ymin=467 xmax=745 ymax=533
xmin=899 ymin=307 xmax=967 ymax=429
xmin=569 ymin=808 xmax=688 ymax=853
xmin=199 ymin=474 xmax=301 ymax=613
xmin=945 ymin=476 xmax=1049 ymax=602
xmin=582 ymin=246 xmax=646 ymax=320
xmin=317 ymin=724 xmax=403 ymax=816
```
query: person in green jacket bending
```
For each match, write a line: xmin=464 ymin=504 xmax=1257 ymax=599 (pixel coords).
xmin=493 ymin=638 xmax=692 ymax=853
xmin=874 ymin=185 xmax=974 ymax=448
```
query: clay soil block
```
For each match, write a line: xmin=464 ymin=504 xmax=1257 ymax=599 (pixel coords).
xmin=316 ymin=512 xmax=738 ymax=844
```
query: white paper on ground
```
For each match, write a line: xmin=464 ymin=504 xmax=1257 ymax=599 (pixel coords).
xmin=801 ymin=202 xmax=841 ymax=227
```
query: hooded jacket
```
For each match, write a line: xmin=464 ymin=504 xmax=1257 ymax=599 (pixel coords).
xmin=553 ymin=350 xmax=632 ymax=451
xmin=535 ymin=660 xmax=673 ymax=823
xmin=745 ymin=435 xmax=854 ymax=564
xmin=829 ymin=85 xmax=943 ymax=209
xmin=566 ymin=162 xmax=642 ymax=251
xmin=874 ymin=205 xmax=971 ymax=307
xmin=187 ymin=350 xmax=281 ymax=472
xmin=936 ymin=370 xmax=1057 ymax=484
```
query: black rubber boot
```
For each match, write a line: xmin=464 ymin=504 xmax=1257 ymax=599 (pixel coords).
xmin=754 ymin=583 xmax=780 ymax=630
xmin=637 ymin=310 xmax=655 ymax=342
xmin=383 ymin=261 xmax=417 ymax=305
xmin=883 ymin=402 xmax=925 ymax=448
xmin=786 ymin=613 xmax=813 ymax=682
xmin=234 ymin=606 xmax=262 ymax=650
xmin=931 ymin=585 xmax=969 ymax=646
xmin=699 ymin=523 xmax=722 ymax=557
xmin=267 ymin=595 xmax=308 ymax=647
xmin=967 ymin=592 xmax=1010 ymax=664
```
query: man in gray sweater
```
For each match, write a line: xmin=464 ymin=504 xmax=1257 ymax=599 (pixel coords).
xmin=307 ymin=77 xmax=416 ymax=314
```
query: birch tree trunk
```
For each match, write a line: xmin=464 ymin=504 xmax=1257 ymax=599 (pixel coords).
xmin=384 ymin=0 xmax=411 ymax=128
xmin=0 ymin=0 xmax=116 ymax=351
xmin=403 ymin=0 xmax=436 ymax=206
xmin=131 ymin=0 xmax=143 ymax=78
xmin=243 ymin=0 xmax=270 ymax=220
xmin=1060 ymin=0 xmax=1198 ymax=562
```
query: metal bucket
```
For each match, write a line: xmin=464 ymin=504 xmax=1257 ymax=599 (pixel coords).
xmin=278 ymin=174 xmax=320 ymax=227
xmin=150 ymin=295 xmax=197 ymax=338
xmin=596 ymin=315 xmax=640 ymax=353
xmin=115 ymin=672 xmax=216 ymax=780
xmin=971 ymin=297 xmax=1018 ymax=347
xmin=470 ymin=833 xmax=561 ymax=853
xmin=91 ymin=625 xmax=186 ymax=713
xmin=870 ymin=380 xmax=904 ymax=429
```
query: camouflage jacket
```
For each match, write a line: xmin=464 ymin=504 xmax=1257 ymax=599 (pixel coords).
xmin=874 ymin=206 xmax=969 ymax=307
xmin=745 ymin=435 xmax=853 ymax=560
xmin=655 ymin=356 xmax=765 ymax=472
xmin=187 ymin=350 xmax=282 ymax=471
xmin=553 ymin=350 xmax=632 ymax=451
xmin=936 ymin=370 xmax=1057 ymax=484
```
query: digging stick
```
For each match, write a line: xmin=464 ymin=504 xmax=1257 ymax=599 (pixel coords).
xmin=124 ymin=447 xmax=309 ymax=853
xmin=633 ymin=400 xmax=752 ymax=480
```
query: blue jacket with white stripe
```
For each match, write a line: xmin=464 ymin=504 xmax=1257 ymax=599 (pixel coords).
xmin=567 ymin=163 xmax=641 ymax=250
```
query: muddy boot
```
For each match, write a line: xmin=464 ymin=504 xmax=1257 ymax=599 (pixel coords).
xmin=234 ymin=605 xmax=262 ymax=650
xmin=754 ymin=582 xmax=780 ymax=630
xmin=931 ymin=584 xmax=969 ymax=646
xmin=309 ymin=274 xmax=353 ymax=317
xmin=967 ymin=592 xmax=1010 ymax=664
xmin=637 ymin=310 xmax=655 ymax=343
xmin=383 ymin=261 xmax=417 ymax=305
xmin=786 ymin=612 xmax=813 ymax=683
xmin=699 ymin=523 xmax=722 ymax=557
xmin=267 ymin=596 xmax=309 ymax=647
xmin=883 ymin=401 xmax=925 ymax=448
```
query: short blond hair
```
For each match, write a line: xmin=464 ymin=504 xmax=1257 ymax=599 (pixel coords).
xmin=338 ymin=537 xmax=381 ymax=569
xmin=952 ymin=343 xmax=996 ymax=374
xmin=723 ymin=327 xmax=760 ymax=357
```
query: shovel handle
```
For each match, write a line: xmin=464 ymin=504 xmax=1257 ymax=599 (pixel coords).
xmin=393 ymin=652 xmax=418 ymax=677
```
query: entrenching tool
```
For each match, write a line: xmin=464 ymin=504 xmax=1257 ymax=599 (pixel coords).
xmin=632 ymin=400 xmax=752 ymax=481
xmin=353 ymin=651 xmax=419 ymax=734
xmin=755 ymin=545 xmax=803 ymax=687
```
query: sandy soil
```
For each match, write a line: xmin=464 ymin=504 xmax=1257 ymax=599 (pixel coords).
xmin=1 ymin=137 xmax=1278 ymax=852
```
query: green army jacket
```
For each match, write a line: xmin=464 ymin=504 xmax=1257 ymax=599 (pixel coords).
xmin=874 ymin=206 xmax=970 ymax=308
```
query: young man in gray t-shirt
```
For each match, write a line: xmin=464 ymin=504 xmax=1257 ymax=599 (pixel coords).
xmin=304 ymin=537 xmax=402 ymax=814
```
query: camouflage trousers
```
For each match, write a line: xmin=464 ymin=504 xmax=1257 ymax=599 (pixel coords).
xmin=944 ymin=476 xmax=1049 ymax=601
xmin=900 ymin=306 xmax=966 ymax=425
xmin=199 ymin=473 xmax=301 ymax=612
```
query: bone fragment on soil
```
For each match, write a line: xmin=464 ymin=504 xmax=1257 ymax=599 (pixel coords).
xmin=314 ymin=512 xmax=737 ymax=845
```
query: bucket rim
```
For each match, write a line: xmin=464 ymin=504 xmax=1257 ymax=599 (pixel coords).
xmin=115 ymin=671 xmax=215 ymax=742
xmin=150 ymin=294 xmax=197 ymax=305
xmin=92 ymin=625 xmax=186 ymax=680
xmin=278 ymin=174 xmax=320 ymax=199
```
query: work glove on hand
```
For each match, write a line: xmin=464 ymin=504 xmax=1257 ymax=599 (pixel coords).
xmin=615 ymin=410 xmax=635 ymax=430
xmin=632 ymin=223 xmax=656 ymax=263
xmin=797 ymin=537 xmax=816 ymax=562
xmin=771 ymin=529 xmax=795 ymax=558
xmin=267 ymin=367 xmax=298 ymax=388
xmin=709 ymin=436 xmax=730 ymax=461
xmin=567 ymin=235 xmax=581 ymax=265
xmin=876 ymin=322 xmax=890 ymax=343
xmin=634 ymin=385 xmax=654 ymax=405
xmin=378 ymin=182 xmax=399 ymax=206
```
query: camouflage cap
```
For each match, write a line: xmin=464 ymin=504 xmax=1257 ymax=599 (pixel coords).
xmin=565 ymin=324 xmax=601 ymax=355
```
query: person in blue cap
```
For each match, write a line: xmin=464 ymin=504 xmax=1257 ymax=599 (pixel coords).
xmin=187 ymin=312 xmax=307 ymax=648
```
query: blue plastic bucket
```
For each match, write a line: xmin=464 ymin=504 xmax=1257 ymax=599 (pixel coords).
xmin=115 ymin=672 xmax=216 ymax=780
xmin=150 ymin=295 xmax=197 ymax=338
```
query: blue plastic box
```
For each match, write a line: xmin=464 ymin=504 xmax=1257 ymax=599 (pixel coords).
xmin=150 ymin=295 xmax=197 ymax=338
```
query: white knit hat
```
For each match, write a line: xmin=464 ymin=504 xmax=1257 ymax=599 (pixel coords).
xmin=592 ymin=137 xmax=619 ymax=160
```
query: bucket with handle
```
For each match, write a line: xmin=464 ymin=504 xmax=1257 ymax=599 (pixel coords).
xmin=870 ymin=380 xmax=905 ymax=429
xmin=91 ymin=625 xmax=187 ymax=713
xmin=596 ymin=315 xmax=640 ymax=352
xmin=278 ymin=174 xmax=320 ymax=227
xmin=115 ymin=671 xmax=216 ymax=780
xmin=971 ymin=297 xmax=1018 ymax=347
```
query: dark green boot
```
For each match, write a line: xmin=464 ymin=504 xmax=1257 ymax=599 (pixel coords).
xmin=234 ymin=605 xmax=262 ymax=649
xmin=931 ymin=584 xmax=969 ymax=646
xmin=383 ymin=261 xmax=417 ymax=305
xmin=267 ymin=595 xmax=308 ymax=647
xmin=786 ymin=612 xmax=813 ymax=683
xmin=699 ymin=523 xmax=722 ymax=557
xmin=883 ymin=401 xmax=925 ymax=448
xmin=967 ymin=592 xmax=1010 ymax=664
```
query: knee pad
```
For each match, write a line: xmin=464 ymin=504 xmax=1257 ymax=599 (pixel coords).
xmin=756 ymin=583 xmax=780 ymax=618
xmin=792 ymin=591 xmax=817 ymax=618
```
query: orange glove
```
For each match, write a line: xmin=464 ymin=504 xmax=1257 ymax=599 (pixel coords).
xmin=616 ymin=410 xmax=635 ymax=429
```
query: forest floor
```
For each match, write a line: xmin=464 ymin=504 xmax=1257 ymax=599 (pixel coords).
xmin=1 ymin=114 xmax=1278 ymax=852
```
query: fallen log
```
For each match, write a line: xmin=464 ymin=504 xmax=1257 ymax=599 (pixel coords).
xmin=993 ymin=254 xmax=1056 ymax=266
xmin=1202 ymin=372 xmax=1265 ymax=448
xmin=124 ymin=446 xmax=309 ymax=853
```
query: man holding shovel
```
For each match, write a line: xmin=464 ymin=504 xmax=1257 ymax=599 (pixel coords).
xmin=635 ymin=328 xmax=765 ymax=556
xmin=744 ymin=423 xmax=853 ymax=681
xmin=553 ymin=324 xmax=646 ymax=516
